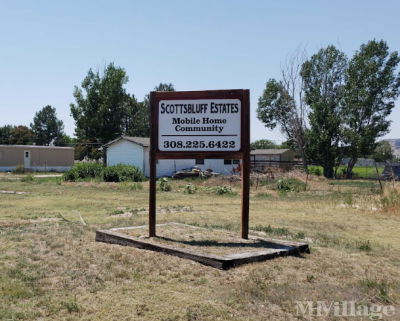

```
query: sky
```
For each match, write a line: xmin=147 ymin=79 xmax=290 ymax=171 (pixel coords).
xmin=0 ymin=0 xmax=399 ymax=143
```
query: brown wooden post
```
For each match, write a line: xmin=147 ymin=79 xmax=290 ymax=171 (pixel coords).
xmin=149 ymin=92 xmax=157 ymax=237
xmin=241 ymin=89 xmax=250 ymax=239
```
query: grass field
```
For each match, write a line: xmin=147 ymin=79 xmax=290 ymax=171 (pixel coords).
xmin=308 ymin=165 xmax=384 ymax=179
xmin=0 ymin=173 xmax=399 ymax=320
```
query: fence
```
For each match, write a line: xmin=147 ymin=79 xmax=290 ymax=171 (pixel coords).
xmin=250 ymin=161 xmax=388 ymax=180
xmin=250 ymin=160 xmax=304 ymax=172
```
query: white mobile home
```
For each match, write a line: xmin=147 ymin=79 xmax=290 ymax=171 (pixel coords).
xmin=103 ymin=136 xmax=240 ymax=177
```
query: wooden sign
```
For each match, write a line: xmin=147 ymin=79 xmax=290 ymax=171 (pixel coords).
xmin=149 ymin=89 xmax=250 ymax=238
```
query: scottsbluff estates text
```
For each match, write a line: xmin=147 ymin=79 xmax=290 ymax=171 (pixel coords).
xmin=160 ymin=102 xmax=240 ymax=114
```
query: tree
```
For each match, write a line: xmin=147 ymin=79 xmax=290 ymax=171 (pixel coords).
xmin=250 ymin=139 xmax=278 ymax=150
xmin=142 ymin=82 xmax=175 ymax=108
xmin=153 ymin=83 xmax=175 ymax=92
xmin=342 ymin=40 xmax=400 ymax=178
xmin=123 ymin=96 xmax=150 ymax=137
xmin=54 ymin=134 xmax=74 ymax=147
xmin=281 ymin=140 xmax=295 ymax=149
xmin=70 ymin=63 xmax=129 ymax=158
xmin=373 ymin=141 xmax=394 ymax=163
xmin=301 ymin=46 xmax=348 ymax=178
xmin=0 ymin=125 xmax=15 ymax=144
xmin=74 ymin=140 xmax=101 ymax=160
xmin=257 ymin=50 xmax=309 ymax=173
xmin=9 ymin=126 xmax=34 ymax=145
xmin=126 ymin=83 xmax=175 ymax=137
xmin=31 ymin=105 xmax=64 ymax=145
xmin=143 ymin=83 xmax=175 ymax=106
xmin=373 ymin=140 xmax=394 ymax=190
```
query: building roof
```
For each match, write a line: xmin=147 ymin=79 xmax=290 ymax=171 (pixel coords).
xmin=103 ymin=136 xmax=150 ymax=148
xmin=0 ymin=144 xmax=74 ymax=150
xmin=250 ymin=149 xmax=292 ymax=155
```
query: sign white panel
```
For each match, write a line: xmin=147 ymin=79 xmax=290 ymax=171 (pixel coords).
xmin=158 ymin=99 xmax=241 ymax=152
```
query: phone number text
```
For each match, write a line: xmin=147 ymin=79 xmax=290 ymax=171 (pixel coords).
xmin=162 ymin=140 xmax=236 ymax=149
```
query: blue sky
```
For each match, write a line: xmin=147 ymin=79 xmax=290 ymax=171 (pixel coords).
xmin=0 ymin=0 xmax=399 ymax=143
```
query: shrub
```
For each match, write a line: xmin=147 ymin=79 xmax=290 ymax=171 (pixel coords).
xmin=158 ymin=177 xmax=172 ymax=191
xmin=62 ymin=170 xmax=77 ymax=181
xmin=62 ymin=297 xmax=80 ymax=313
xmin=358 ymin=240 xmax=372 ymax=252
xmin=296 ymin=231 xmax=306 ymax=239
xmin=21 ymin=174 xmax=34 ymax=183
xmin=13 ymin=165 xmax=26 ymax=174
xmin=63 ymin=162 xmax=103 ymax=181
xmin=209 ymin=185 xmax=235 ymax=195
xmin=276 ymin=178 xmax=306 ymax=192
xmin=184 ymin=183 xmax=197 ymax=194
xmin=102 ymin=164 xmax=145 ymax=182
xmin=309 ymin=167 xmax=321 ymax=176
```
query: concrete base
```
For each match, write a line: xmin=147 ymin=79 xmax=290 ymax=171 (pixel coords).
xmin=96 ymin=223 xmax=310 ymax=270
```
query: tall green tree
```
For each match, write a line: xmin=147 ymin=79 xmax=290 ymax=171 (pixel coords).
xmin=123 ymin=95 xmax=150 ymax=137
xmin=127 ymin=83 xmax=175 ymax=137
xmin=342 ymin=40 xmax=400 ymax=178
xmin=31 ymin=105 xmax=64 ymax=145
xmin=301 ymin=46 xmax=348 ymax=178
xmin=9 ymin=126 xmax=34 ymax=145
xmin=142 ymin=82 xmax=175 ymax=108
xmin=153 ymin=83 xmax=175 ymax=92
xmin=70 ymin=63 xmax=129 ymax=156
xmin=0 ymin=125 xmax=15 ymax=144
xmin=54 ymin=134 xmax=74 ymax=147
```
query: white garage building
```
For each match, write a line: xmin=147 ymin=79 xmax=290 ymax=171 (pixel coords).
xmin=103 ymin=136 xmax=240 ymax=177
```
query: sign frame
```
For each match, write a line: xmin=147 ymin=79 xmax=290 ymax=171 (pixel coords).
xmin=149 ymin=89 xmax=250 ymax=238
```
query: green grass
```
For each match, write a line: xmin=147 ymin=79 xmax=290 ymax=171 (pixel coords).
xmin=308 ymin=165 xmax=383 ymax=179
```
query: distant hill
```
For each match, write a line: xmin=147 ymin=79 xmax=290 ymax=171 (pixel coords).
xmin=383 ymin=138 xmax=400 ymax=159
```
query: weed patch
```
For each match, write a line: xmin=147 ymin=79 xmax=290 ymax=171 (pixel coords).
xmin=361 ymin=279 xmax=393 ymax=304
xmin=159 ymin=177 xmax=172 ymax=191
xmin=380 ymin=186 xmax=400 ymax=212
xmin=252 ymin=224 xmax=290 ymax=237
xmin=62 ymin=297 xmax=80 ymax=313
xmin=21 ymin=174 xmax=35 ymax=183
xmin=276 ymin=178 xmax=306 ymax=192
xmin=205 ymin=185 xmax=236 ymax=195
xmin=183 ymin=183 xmax=197 ymax=194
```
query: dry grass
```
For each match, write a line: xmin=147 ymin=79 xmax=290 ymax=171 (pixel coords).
xmin=121 ymin=223 xmax=303 ymax=256
xmin=0 ymin=173 xmax=399 ymax=320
